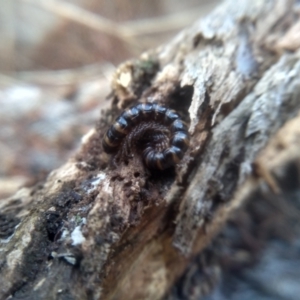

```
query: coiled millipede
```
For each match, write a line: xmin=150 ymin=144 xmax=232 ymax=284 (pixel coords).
xmin=102 ymin=103 xmax=190 ymax=170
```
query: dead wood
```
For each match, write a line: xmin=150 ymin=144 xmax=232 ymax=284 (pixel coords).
xmin=1 ymin=0 xmax=300 ymax=299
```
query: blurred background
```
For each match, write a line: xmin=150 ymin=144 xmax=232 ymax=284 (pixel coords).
xmin=0 ymin=0 xmax=220 ymax=199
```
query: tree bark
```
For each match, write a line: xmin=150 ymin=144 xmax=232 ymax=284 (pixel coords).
xmin=1 ymin=0 xmax=300 ymax=299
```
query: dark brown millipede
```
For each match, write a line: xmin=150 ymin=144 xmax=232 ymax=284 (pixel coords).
xmin=102 ymin=103 xmax=189 ymax=170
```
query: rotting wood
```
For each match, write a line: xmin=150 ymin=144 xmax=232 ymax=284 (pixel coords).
xmin=1 ymin=0 xmax=300 ymax=299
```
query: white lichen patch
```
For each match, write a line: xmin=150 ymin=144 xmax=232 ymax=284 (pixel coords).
xmin=84 ymin=172 xmax=106 ymax=193
xmin=61 ymin=229 xmax=69 ymax=240
xmin=59 ymin=216 xmax=87 ymax=245
xmin=71 ymin=226 xmax=86 ymax=246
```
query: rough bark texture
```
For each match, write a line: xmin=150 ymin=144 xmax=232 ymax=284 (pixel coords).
xmin=1 ymin=0 xmax=300 ymax=299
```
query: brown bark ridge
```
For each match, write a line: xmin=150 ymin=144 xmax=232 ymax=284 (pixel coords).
xmin=1 ymin=0 xmax=300 ymax=299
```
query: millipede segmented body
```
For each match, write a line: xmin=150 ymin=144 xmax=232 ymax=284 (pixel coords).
xmin=103 ymin=103 xmax=189 ymax=170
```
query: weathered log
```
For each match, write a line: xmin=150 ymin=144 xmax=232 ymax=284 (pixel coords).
xmin=1 ymin=0 xmax=300 ymax=299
